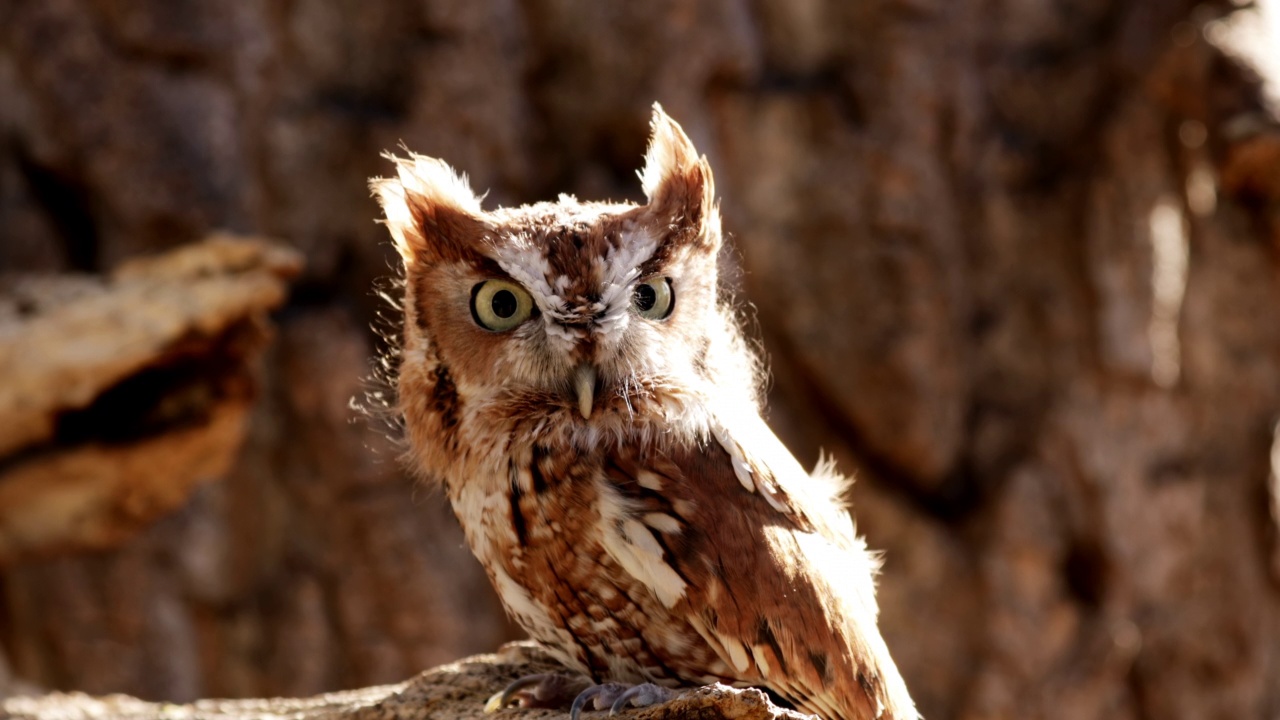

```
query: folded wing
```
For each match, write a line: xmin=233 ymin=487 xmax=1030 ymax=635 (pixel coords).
xmin=597 ymin=408 xmax=917 ymax=720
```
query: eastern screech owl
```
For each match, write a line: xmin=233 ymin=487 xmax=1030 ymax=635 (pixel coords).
xmin=371 ymin=105 xmax=917 ymax=720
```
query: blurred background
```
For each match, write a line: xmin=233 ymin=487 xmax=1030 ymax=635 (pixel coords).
xmin=2 ymin=1 xmax=1280 ymax=719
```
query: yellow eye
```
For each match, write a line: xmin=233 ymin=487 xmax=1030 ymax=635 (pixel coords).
xmin=471 ymin=279 xmax=534 ymax=332
xmin=633 ymin=277 xmax=674 ymax=320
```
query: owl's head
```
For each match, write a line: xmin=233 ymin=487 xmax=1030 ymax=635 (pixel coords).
xmin=372 ymin=105 xmax=759 ymax=455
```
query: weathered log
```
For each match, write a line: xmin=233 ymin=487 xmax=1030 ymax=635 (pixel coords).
xmin=0 ymin=236 xmax=301 ymax=563
xmin=1 ymin=644 xmax=805 ymax=720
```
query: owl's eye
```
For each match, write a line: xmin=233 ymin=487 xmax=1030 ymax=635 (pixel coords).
xmin=633 ymin=277 xmax=674 ymax=320
xmin=471 ymin=279 xmax=534 ymax=332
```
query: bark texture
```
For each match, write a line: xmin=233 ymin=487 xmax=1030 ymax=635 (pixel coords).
xmin=1 ymin=643 xmax=807 ymax=720
xmin=3 ymin=1 xmax=1280 ymax=719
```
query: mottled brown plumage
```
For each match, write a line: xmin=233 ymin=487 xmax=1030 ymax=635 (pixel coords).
xmin=371 ymin=105 xmax=917 ymax=720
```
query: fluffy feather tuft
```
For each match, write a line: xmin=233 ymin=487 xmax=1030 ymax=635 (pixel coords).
xmin=370 ymin=152 xmax=485 ymax=266
xmin=640 ymin=104 xmax=700 ymax=200
xmin=639 ymin=104 xmax=717 ymax=246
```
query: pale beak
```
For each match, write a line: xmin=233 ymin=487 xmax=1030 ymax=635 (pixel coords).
xmin=573 ymin=364 xmax=596 ymax=419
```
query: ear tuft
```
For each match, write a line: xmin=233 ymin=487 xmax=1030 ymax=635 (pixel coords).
xmin=640 ymin=104 xmax=705 ymax=200
xmin=371 ymin=152 xmax=485 ymax=266
xmin=638 ymin=104 xmax=717 ymax=246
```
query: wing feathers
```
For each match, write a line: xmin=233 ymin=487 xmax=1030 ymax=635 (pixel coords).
xmin=596 ymin=418 xmax=917 ymax=720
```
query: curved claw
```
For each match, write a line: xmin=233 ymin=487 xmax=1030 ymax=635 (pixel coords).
xmin=608 ymin=683 xmax=675 ymax=715
xmin=486 ymin=673 xmax=590 ymax=712
xmin=486 ymin=675 xmax=537 ymax=713
xmin=570 ymin=683 xmax=626 ymax=720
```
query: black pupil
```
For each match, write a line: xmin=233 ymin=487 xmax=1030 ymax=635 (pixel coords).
xmin=635 ymin=283 xmax=657 ymax=311
xmin=491 ymin=289 xmax=518 ymax=318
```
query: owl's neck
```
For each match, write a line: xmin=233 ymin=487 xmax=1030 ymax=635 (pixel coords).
xmin=412 ymin=386 xmax=719 ymax=489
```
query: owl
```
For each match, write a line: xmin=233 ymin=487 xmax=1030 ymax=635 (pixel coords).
xmin=370 ymin=105 xmax=917 ymax=720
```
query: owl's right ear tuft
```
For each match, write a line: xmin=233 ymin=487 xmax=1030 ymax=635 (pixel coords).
xmin=371 ymin=152 xmax=486 ymax=267
xmin=639 ymin=104 xmax=718 ymax=250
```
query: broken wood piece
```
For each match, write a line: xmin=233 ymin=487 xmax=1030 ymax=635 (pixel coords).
xmin=0 ymin=235 xmax=302 ymax=564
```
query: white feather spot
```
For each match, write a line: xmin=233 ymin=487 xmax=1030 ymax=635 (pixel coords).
xmin=718 ymin=634 xmax=752 ymax=674
xmin=713 ymin=422 xmax=757 ymax=495
xmin=636 ymin=471 xmax=664 ymax=491
xmin=750 ymin=645 xmax=773 ymax=677
xmin=686 ymin=614 xmax=717 ymax=650
xmin=643 ymin=512 xmax=682 ymax=535
xmin=621 ymin=518 xmax=665 ymax=557
xmin=599 ymin=517 xmax=687 ymax=609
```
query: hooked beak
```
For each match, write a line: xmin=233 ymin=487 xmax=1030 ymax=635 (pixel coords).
xmin=573 ymin=364 xmax=596 ymax=419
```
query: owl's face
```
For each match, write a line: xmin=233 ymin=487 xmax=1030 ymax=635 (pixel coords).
xmin=374 ymin=107 xmax=754 ymax=449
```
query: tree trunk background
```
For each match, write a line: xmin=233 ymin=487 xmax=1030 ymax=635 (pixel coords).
xmin=3 ymin=1 xmax=1280 ymax=719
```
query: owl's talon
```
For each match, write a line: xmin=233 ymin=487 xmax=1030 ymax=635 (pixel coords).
xmin=569 ymin=683 xmax=628 ymax=720
xmin=489 ymin=674 xmax=542 ymax=710
xmin=487 ymin=673 xmax=592 ymax=712
xmin=608 ymin=683 xmax=676 ymax=714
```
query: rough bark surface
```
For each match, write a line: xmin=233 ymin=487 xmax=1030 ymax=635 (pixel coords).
xmin=2 ymin=1 xmax=1280 ymax=719
xmin=0 ymin=643 xmax=806 ymax=720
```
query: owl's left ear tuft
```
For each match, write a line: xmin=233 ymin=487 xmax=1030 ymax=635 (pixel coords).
xmin=639 ymin=104 xmax=718 ymax=248
xmin=371 ymin=152 xmax=486 ymax=267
